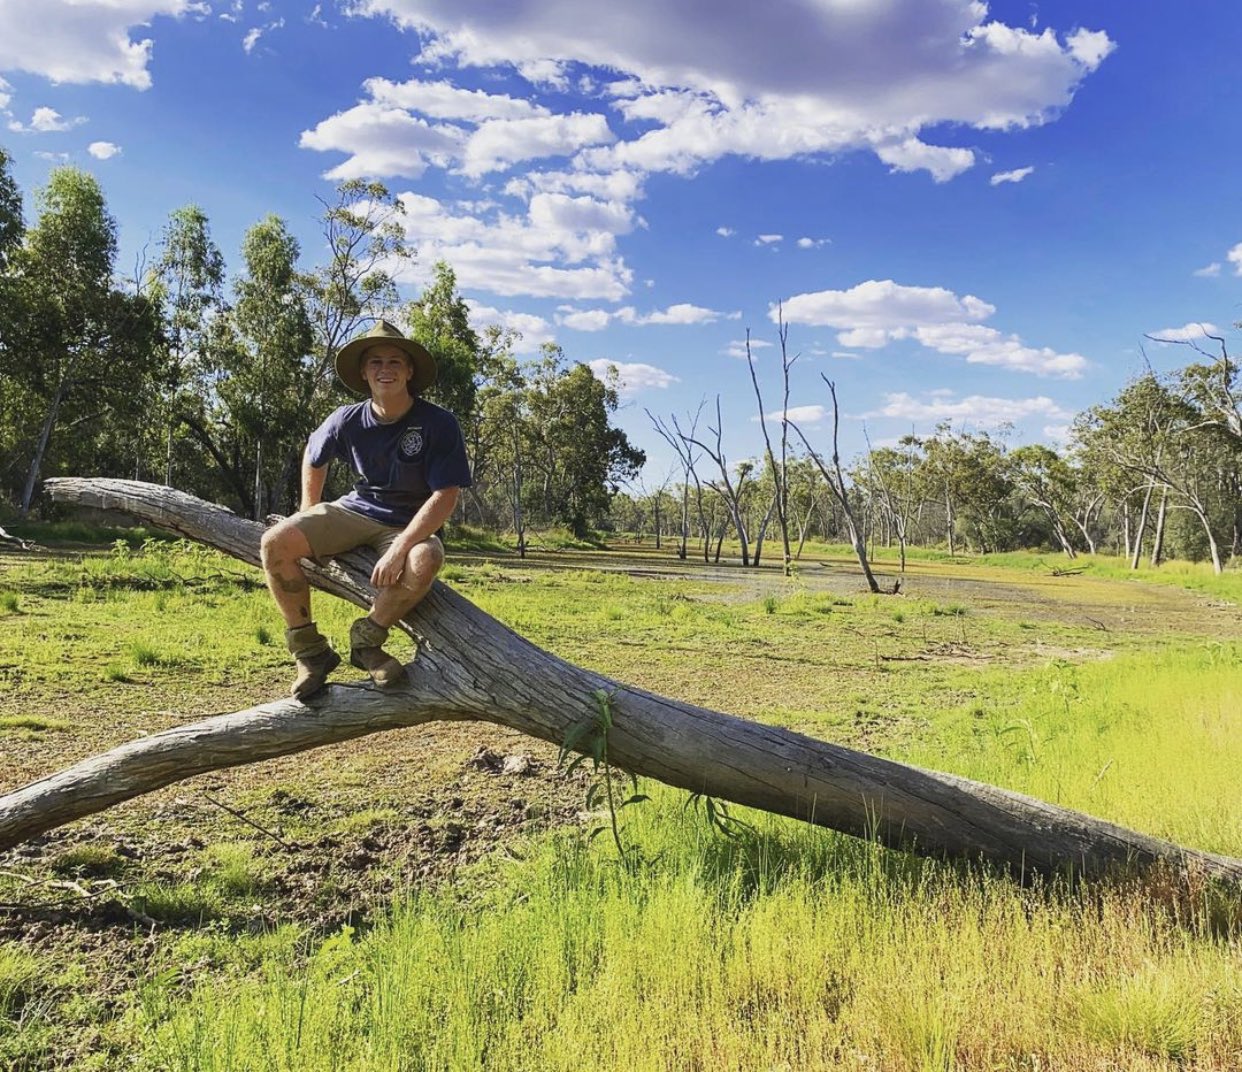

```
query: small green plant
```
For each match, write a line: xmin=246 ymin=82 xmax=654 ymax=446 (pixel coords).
xmin=202 ymin=843 xmax=268 ymax=898
xmin=254 ymin=624 xmax=272 ymax=646
xmin=102 ymin=663 xmax=133 ymax=683
xmin=128 ymin=640 xmax=163 ymax=666
xmin=51 ymin=843 xmax=124 ymax=878
xmin=0 ymin=715 xmax=70 ymax=732
xmin=891 ymin=610 xmax=906 ymax=623
xmin=0 ymin=592 xmax=19 ymax=614
xmin=0 ymin=944 xmax=39 ymax=1017
xmin=132 ymin=882 xmax=219 ymax=924
xmin=685 ymin=792 xmax=754 ymax=839
xmin=762 ymin=595 xmax=779 ymax=615
xmin=559 ymin=689 xmax=647 ymax=868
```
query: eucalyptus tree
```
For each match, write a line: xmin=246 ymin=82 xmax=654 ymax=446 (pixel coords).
xmin=303 ymin=180 xmax=409 ymax=412
xmin=853 ymin=439 xmax=919 ymax=571
xmin=148 ymin=204 xmax=226 ymax=486
xmin=459 ymin=322 xmax=525 ymax=527
xmin=224 ymin=216 xmax=315 ymax=517
xmin=0 ymin=147 xmax=27 ymax=492
xmin=1079 ymin=375 xmax=1236 ymax=573
xmin=524 ymin=349 xmax=644 ymax=536
xmin=0 ymin=145 xmax=21 ymax=264
xmin=477 ymin=347 xmax=531 ymax=552
xmin=7 ymin=167 xmax=161 ymax=514
xmin=1008 ymin=444 xmax=1084 ymax=558
xmin=407 ymin=260 xmax=481 ymax=425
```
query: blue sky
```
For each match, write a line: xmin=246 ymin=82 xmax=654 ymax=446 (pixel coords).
xmin=2 ymin=0 xmax=1239 ymax=484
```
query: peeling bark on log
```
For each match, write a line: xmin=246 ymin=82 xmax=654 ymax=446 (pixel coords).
xmin=4 ymin=478 xmax=1240 ymax=887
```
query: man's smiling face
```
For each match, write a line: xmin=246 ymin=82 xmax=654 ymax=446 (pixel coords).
xmin=361 ymin=344 xmax=415 ymax=398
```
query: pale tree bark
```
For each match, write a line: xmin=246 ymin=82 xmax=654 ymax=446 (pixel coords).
xmin=1130 ymin=485 xmax=1153 ymax=570
xmin=647 ymin=404 xmax=708 ymax=563
xmin=684 ymin=398 xmax=752 ymax=568
xmin=746 ymin=319 xmax=794 ymax=576
xmin=790 ymin=378 xmax=882 ymax=594
xmin=3 ymin=479 xmax=1240 ymax=888
xmin=1151 ymin=488 xmax=1169 ymax=566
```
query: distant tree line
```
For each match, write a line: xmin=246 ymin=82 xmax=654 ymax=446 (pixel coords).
xmin=0 ymin=148 xmax=644 ymax=536
xmin=1 ymin=146 xmax=1237 ymax=571
xmin=630 ymin=332 xmax=1242 ymax=576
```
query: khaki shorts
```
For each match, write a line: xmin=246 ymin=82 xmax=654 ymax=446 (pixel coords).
xmin=290 ymin=502 xmax=442 ymax=565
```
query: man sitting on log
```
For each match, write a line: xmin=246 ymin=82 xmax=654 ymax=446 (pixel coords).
xmin=260 ymin=320 xmax=472 ymax=699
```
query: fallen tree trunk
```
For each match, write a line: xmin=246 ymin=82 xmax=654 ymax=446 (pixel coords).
xmin=3 ymin=478 xmax=1240 ymax=887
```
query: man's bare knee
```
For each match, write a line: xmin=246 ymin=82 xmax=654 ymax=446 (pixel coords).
xmin=401 ymin=539 xmax=444 ymax=589
xmin=261 ymin=523 xmax=311 ymax=569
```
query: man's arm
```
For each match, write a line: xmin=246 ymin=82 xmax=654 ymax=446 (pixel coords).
xmin=301 ymin=448 xmax=329 ymax=512
xmin=370 ymin=487 xmax=460 ymax=588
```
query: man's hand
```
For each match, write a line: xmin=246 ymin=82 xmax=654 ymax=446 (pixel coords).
xmin=370 ymin=543 xmax=408 ymax=588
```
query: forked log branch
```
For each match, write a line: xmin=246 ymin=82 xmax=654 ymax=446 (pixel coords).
xmin=3 ymin=478 xmax=1240 ymax=887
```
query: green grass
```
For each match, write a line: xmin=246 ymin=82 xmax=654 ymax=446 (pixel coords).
xmin=4 ymin=536 xmax=1242 ymax=1070
xmin=902 ymin=645 xmax=1242 ymax=853
xmin=132 ymin=625 xmax=1242 ymax=1070
xmin=200 ymin=842 xmax=269 ymax=899
xmin=138 ymin=794 xmax=1242 ymax=1071
xmin=0 ymin=715 xmax=71 ymax=732
xmin=0 ymin=946 xmax=39 ymax=1019
xmin=51 ymin=844 xmax=126 ymax=878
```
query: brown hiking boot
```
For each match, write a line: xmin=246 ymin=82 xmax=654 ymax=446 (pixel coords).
xmin=286 ymin=623 xmax=341 ymax=700
xmin=349 ymin=616 xmax=406 ymax=688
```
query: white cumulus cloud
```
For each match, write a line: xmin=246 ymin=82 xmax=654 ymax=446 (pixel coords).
xmin=332 ymin=0 xmax=1110 ymax=183
xmin=1193 ymin=262 xmax=1221 ymax=278
xmin=990 ymin=166 xmax=1035 ymax=185
xmin=1147 ymin=322 xmax=1221 ymax=343
xmin=778 ymin=279 xmax=1084 ymax=378
xmin=11 ymin=106 xmax=85 ymax=133
xmin=0 ymin=0 xmax=194 ymax=89
xmin=300 ymin=105 xmax=465 ymax=180
xmin=875 ymin=138 xmax=975 ymax=183
xmin=558 ymin=302 xmax=730 ymax=330
xmin=759 ymin=404 xmax=827 ymax=424
xmin=588 ymin=359 xmax=678 ymax=395
xmin=723 ymin=338 xmax=773 ymax=359
xmin=87 ymin=140 xmax=121 ymax=159
xmin=465 ymin=301 xmax=555 ymax=353
xmin=1228 ymin=242 xmax=1242 ymax=276
xmin=868 ymin=392 xmax=1071 ymax=426
xmin=393 ymin=191 xmax=634 ymax=301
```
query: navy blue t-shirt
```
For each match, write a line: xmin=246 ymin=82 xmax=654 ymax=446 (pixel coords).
xmin=307 ymin=399 xmax=473 ymax=527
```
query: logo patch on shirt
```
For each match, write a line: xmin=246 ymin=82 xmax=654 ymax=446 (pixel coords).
xmin=399 ymin=428 xmax=424 ymax=459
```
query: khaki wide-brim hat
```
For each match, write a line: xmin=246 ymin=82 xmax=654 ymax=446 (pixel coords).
xmin=334 ymin=320 xmax=437 ymax=396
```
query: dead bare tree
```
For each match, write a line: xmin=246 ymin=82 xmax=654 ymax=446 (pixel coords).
xmin=682 ymin=398 xmax=753 ymax=567
xmin=745 ymin=316 xmax=796 ymax=575
xmin=789 ymin=378 xmax=881 ymax=593
xmin=647 ymin=403 xmax=708 ymax=562
xmin=3 ymin=479 xmax=1241 ymax=891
